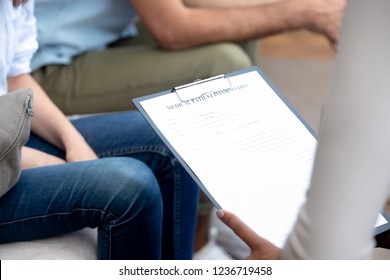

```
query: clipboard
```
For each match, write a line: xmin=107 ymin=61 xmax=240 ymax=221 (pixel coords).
xmin=133 ymin=66 xmax=390 ymax=247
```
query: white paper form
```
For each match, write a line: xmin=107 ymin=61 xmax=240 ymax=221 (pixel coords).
xmin=138 ymin=70 xmax=388 ymax=247
xmin=138 ymin=70 xmax=315 ymax=247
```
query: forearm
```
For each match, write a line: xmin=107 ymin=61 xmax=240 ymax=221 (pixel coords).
xmin=22 ymin=146 xmax=66 ymax=169
xmin=7 ymin=74 xmax=85 ymax=151
xmin=132 ymin=0 xmax=305 ymax=50
xmin=184 ymin=0 xmax=286 ymax=8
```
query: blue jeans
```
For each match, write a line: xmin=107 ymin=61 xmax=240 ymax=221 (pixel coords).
xmin=0 ymin=111 xmax=199 ymax=260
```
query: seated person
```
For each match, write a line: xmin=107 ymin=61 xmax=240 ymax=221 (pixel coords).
xmin=218 ymin=0 xmax=390 ymax=260
xmin=0 ymin=0 xmax=198 ymax=260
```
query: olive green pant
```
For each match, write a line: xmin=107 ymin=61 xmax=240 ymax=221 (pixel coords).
xmin=32 ymin=25 xmax=258 ymax=218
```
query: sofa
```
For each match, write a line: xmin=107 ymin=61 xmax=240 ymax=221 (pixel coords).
xmin=0 ymin=228 xmax=97 ymax=260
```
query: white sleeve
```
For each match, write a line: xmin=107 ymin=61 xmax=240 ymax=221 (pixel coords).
xmin=281 ymin=0 xmax=390 ymax=259
xmin=8 ymin=1 xmax=38 ymax=77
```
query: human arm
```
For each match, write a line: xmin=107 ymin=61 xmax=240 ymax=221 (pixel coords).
xmin=6 ymin=1 xmax=97 ymax=168
xmin=184 ymin=0 xmax=284 ymax=8
xmin=7 ymin=74 xmax=98 ymax=166
xmin=21 ymin=147 xmax=66 ymax=169
xmin=130 ymin=0 xmax=345 ymax=50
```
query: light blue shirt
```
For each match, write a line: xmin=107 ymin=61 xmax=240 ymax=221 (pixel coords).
xmin=0 ymin=1 xmax=38 ymax=95
xmin=31 ymin=0 xmax=138 ymax=71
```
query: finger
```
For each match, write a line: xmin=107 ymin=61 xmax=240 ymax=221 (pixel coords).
xmin=217 ymin=209 xmax=264 ymax=249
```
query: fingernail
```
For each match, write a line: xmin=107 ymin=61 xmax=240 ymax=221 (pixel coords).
xmin=216 ymin=209 xmax=224 ymax=219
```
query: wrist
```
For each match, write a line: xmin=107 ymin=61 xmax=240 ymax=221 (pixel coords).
xmin=282 ymin=0 xmax=307 ymax=31
xmin=59 ymin=126 xmax=87 ymax=151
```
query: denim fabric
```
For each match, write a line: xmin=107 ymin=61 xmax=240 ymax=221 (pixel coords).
xmin=0 ymin=111 xmax=199 ymax=260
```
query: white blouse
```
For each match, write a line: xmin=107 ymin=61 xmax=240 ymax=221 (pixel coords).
xmin=0 ymin=0 xmax=38 ymax=95
xmin=282 ymin=0 xmax=390 ymax=259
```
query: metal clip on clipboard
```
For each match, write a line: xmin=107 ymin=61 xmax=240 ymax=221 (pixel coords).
xmin=172 ymin=74 xmax=232 ymax=102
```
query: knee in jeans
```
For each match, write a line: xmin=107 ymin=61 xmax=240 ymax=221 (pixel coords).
xmin=94 ymin=158 xmax=162 ymax=214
